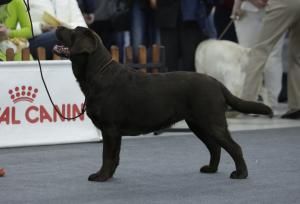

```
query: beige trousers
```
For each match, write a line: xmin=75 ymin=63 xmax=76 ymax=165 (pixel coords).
xmin=241 ymin=0 xmax=300 ymax=109
xmin=235 ymin=7 xmax=284 ymax=107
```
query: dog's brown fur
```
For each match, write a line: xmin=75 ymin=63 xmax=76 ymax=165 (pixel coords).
xmin=55 ymin=26 xmax=273 ymax=182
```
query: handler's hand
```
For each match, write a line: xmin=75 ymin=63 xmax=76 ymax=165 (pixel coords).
xmin=231 ymin=0 xmax=244 ymax=20
xmin=149 ymin=0 xmax=157 ymax=9
xmin=83 ymin=13 xmax=95 ymax=25
xmin=0 ymin=25 xmax=10 ymax=41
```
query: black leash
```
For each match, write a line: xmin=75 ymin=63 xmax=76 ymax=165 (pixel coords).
xmin=218 ymin=19 xmax=234 ymax=40
xmin=23 ymin=0 xmax=86 ymax=120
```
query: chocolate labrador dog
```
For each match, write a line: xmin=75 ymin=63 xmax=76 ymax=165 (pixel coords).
xmin=54 ymin=26 xmax=273 ymax=182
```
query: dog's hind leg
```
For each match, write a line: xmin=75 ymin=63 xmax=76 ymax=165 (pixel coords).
xmin=209 ymin=124 xmax=248 ymax=179
xmin=88 ymin=129 xmax=121 ymax=182
xmin=111 ymin=137 xmax=122 ymax=175
xmin=186 ymin=120 xmax=221 ymax=173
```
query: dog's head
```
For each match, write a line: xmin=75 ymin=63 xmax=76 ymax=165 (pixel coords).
xmin=54 ymin=26 xmax=101 ymax=57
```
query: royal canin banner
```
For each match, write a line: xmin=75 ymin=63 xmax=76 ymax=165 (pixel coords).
xmin=0 ymin=61 xmax=101 ymax=148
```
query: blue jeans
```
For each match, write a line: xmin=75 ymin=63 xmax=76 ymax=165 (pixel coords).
xmin=29 ymin=31 xmax=59 ymax=60
xmin=112 ymin=31 xmax=126 ymax=63
xmin=130 ymin=0 xmax=160 ymax=63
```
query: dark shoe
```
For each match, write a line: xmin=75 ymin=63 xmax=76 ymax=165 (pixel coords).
xmin=281 ymin=109 xmax=300 ymax=119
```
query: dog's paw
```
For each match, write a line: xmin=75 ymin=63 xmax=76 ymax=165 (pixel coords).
xmin=230 ymin=170 xmax=248 ymax=179
xmin=200 ymin=165 xmax=218 ymax=173
xmin=88 ymin=172 xmax=112 ymax=182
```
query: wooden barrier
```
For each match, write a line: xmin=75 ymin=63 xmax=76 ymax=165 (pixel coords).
xmin=108 ymin=44 xmax=164 ymax=73
xmin=138 ymin=45 xmax=147 ymax=73
xmin=21 ymin=48 xmax=30 ymax=61
xmin=5 ymin=48 xmax=14 ymax=61
xmin=125 ymin=46 xmax=133 ymax=64
xmin=4 ymin=44 xmax=165 ymax=73
xmin=110 ymin=45 xmax=119 ymax=63
xmin=152 ymin=44 xmax=160 ymax=74
xmin=37 ymin=47 xmax=46 ymax=60
xmin=5 ymin=47 xmax=61 ymax=61
xmin=122 ymin=44 xmax=165 ymax=73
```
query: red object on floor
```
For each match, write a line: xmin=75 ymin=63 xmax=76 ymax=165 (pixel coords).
xmin=0 ymin=168 xmax=5 ymax=177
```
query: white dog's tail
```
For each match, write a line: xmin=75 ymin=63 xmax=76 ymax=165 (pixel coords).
xmin=221 ymin=84 xmax=273 ymax=117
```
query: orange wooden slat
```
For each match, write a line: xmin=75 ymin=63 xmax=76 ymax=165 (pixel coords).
xmin=37 ymin=47 xmax=46 ymax=60
xmin=138 ymin=45 xmax=147 ymax=73
xmin=21 ymin=48 xmax=30 ymax=61
xmin=110 ymin=45 xmax=119 ymax=62
xmin=5 ymin=48 xmax=14 ymax=61
xmin=125 ymin=46 xmax=133 ymax=64
xmin=52 ymin=53 xmax=61 ymax=60
xmin=152 ymin=44 xmax=160 ymax=73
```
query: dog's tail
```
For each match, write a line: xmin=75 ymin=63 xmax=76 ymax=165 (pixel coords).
xmin=221 ymin=84 xmax=273 ymax=117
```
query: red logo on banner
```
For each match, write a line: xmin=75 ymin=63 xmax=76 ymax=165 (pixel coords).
xmin=0 ymin=85 xmax=84 ymax=125
xmin=9 ymin=86 xmax=38 ymax=103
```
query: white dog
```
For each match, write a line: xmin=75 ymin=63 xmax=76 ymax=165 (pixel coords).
xmin=195 ymin=40 xmax=250 ymax=98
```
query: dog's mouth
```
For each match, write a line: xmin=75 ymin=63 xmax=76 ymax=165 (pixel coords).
xmin=53 ymin=44 xmax=70 ymax=58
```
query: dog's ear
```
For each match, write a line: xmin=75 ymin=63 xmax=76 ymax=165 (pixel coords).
xmin=70 ymin=27 xmax=98 ymax=55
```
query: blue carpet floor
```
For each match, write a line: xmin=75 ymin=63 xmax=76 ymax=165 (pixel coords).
xmin=0 ymin=127 xmax=300 ymax=204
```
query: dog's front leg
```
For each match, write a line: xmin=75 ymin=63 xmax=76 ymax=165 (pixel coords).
xmin=88 ymin=129 xmax=121 ymax=182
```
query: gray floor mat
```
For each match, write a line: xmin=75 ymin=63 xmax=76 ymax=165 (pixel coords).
xmin=0 ymin=127 xmax=300 ymax=204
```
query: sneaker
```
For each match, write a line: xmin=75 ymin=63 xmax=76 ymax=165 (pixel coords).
xmin=281 ymin=109 xmax=300 ymax=119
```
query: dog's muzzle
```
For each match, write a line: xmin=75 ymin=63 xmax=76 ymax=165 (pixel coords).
xmin=53 ymin=45 xmax=70 ymax=58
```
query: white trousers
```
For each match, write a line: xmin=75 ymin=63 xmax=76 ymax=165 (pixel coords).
xmin=234 ymin=6 xmax=284 ymax=106
xmin=240 ymin=0 xmax=300 ymax=110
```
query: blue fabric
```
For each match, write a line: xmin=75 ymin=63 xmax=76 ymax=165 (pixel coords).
xmin=0 ymin=0 xmax=11 ymax=6
xmin=180 ymin=0 xmax=207 ymax=24
xmin=29 ymin=31 xmax=59 ymax=60
xmin=79 ymin=0 xmax=96 ymax=13
xmin=180 ymin=0 xmax=215 ymax=35
xmin=130 ymin=0 xmax=160 ymax=63
xmin=112 ymin=31 xmax=126 ymax=63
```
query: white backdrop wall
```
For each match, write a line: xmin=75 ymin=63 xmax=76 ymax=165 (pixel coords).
xmin=0 ymin=61 xmax=101 ymax=148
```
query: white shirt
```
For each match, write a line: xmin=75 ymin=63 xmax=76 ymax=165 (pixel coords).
xmin=29 ymin=0 xmax=87 ymax=35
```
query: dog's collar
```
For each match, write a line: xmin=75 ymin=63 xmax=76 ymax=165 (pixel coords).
xmin=84 ymin=58 xmax=113 ymax=98
xmin=95 ymin=58 xmax=114 ymax=75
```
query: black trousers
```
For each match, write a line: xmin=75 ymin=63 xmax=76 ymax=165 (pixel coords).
xmin=214 ymin=6 xmax=238 ymax=42
xmin=160 ymin=21 xmax=206 ymax=72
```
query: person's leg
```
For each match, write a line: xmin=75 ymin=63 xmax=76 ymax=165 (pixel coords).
xmin=29 ymin=31 xmax=59 ymax=60
xmin=214 ymin=6 xmax=238 ymax=42
xmin=160 ymin=27 xmax=179 ymax=71
xmin=287 ymin=20 xmax=300 ymax=111
xmin=147 ymin=9 xmax=160 ymax=46
xmin=130 ymin=0 xmax=146 ymax=63
xmin=241 ymin=0 xmax=296 ymax=102
xmin=112 ymin=31 xmax=125 ymax=63
xmin=278 ymin=35 xmax=289 ymax=103
xmin=180 ymin=21 xmax=205 ymax=72
xmin=144 ymin=9 xmax=160 ymax=65
xmin=234 ymin=9 xmax=264 ymax=47
xmin=89 ymin=20 xmax=113 ymax=50
xmin=263 ymin=35 xmax=284 ymax=107
xmin=205 ymin=10 xmax=217 ymax=39
xmin=235 ymin=7 xmax=284 ymax=107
